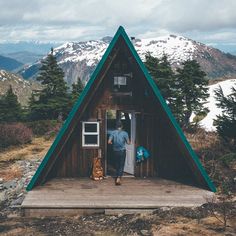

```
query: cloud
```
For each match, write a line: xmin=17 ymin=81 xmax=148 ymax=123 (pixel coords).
xmin=0 ymin=0 xmax=235 ymax=44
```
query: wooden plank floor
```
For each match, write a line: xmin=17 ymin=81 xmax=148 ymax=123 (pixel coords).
xmin=22 ymin=177 xmax=214 ymax=211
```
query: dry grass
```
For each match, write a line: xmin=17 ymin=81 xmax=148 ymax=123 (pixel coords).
xmin=0 ymin=137 xmax=53 ymax=163
xmin=0 ymin=137 xmax=53 ymax=181
xmin=0 ymin=164 xmax=22 ymax=181
xmin=152 ymin=215 xmax=236 ymax=236
xmin=185 ymin=129 xmax=221 ymax=152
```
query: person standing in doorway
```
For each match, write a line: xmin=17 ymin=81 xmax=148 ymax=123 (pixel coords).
xmin=108 ymin=121 xmax=130 ymax=185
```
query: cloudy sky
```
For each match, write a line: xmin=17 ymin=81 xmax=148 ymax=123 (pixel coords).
xmin=0 ymin=0 xmax=236 ymax=52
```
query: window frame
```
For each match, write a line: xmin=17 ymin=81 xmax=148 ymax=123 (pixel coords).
xmin=82 ymin=121 xmax=100 ymax=147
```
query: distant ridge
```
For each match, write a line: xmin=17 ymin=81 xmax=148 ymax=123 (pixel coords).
xmin=0 ymin=55 xmax=23 ymax=71
xmin=19 ymin=35 xmax=236 ymax=86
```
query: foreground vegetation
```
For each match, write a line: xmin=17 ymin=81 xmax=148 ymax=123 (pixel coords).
xmin=0 ymin=129 xmax=235 ymax=235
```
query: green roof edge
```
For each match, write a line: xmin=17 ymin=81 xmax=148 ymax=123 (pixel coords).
xmin=26 ymin=26 xmax=216 ymax=192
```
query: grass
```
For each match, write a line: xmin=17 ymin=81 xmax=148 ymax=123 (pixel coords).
xmin=0 ymin=137 xmax=53 ymax=181
xmin=0 ymin=137 xmax=53 ymax=163
xmin=0 ymin=164 xmax=22 ymax=181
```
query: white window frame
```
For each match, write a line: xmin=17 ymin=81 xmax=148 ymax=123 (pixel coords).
xmin=82 ymin=122 xmax=100 ymax=147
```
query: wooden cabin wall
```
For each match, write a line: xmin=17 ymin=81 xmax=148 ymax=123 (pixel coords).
xmin=135 ymin=113 xmax=158 ymax=177
xmin=48 ymin=49 xmax=161 ymax=179
xmin=155 ymin=111 xmax=194 ymax=181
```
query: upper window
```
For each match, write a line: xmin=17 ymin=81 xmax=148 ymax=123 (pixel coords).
xmin=114 ymin=76 xmax=127 ymax=86
xmin=82 ymin=122 xmax=99 ymax=147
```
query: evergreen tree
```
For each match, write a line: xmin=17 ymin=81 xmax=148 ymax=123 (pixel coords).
xmin=29 ymin=48 xmax=70 ymax=120
xmin=176 ymin=60 xmax=209 ymax=127
xmin=214 ymin=84 xmax=236 ymax=146
xmin=71 ymin=77 xmax=84 ymax=105
xmin=144 ymin=53 xmax=182 ymax=121
xmin=0 ymin=85 xmax=22 ymax=122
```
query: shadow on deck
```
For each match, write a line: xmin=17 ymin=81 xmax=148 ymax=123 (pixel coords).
xmin=21 ymin=177 xmax=214 ymax=217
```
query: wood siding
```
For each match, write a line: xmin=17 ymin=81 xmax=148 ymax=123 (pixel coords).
xmin=45 ymin=36 xmax=196 ymax=185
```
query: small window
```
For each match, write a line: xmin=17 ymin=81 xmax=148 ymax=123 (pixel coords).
xmin=82 ymin=122 xmax=99 ymax=147
xmin=114 ymin=76 xmax=127 ymax=86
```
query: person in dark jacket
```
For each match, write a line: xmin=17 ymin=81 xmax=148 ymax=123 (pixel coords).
xmin=108 ymin=121 xmax=130 ymax=185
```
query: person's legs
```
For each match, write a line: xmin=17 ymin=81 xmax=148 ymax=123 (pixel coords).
xmin=118 ymin=150 xmax=126 ymax=176
xmin=115 ymin=150 xmax=126 ymax=185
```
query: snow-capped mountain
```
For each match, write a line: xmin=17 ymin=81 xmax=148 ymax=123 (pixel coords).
xmin=0 ymin=70 xmax=41 ymax=106
xmin=199 ymin=79 xmax=236 ymax=131
xmin=20 ymin=35 xmax=236 ymax=86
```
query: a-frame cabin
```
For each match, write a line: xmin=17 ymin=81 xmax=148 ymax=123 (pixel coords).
xmin=22 ymin=26 xmax=215 ymax=216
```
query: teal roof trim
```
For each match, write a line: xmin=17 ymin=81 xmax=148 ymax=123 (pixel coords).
xmin=26 ymin=26 xmax=216 ymax=192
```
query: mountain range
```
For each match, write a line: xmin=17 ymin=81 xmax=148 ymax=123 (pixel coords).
xmin=4 ymin=51 xmax=44 ymax=65
xmin=0 ymin=41 xmax=58 ymax=70
xmin=0 ymin=41 xmax=60 ymax=55
xmin=19 ymin=35 xmax=236 ymax=86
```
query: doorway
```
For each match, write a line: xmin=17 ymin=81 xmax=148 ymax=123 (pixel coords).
xmin=106 ymin=110 xmax=136 ymax=176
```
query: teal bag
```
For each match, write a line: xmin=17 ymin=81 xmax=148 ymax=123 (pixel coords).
xmin=136 ymin=146 xmax=150 ymax=162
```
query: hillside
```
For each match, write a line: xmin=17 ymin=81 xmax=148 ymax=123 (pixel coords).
xmin=0 ymin=55 xmax=23 ymax=71
xmin=0 ymin=70 xmax=41 ymax=106
xmin=20 ymin=35 xmax=236 ymax=86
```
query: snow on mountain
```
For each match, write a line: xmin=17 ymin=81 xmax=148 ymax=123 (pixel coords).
xmin=54 ymin=35 xmax=196 ymax=67
xmin=134 ymin=35 xmax=196 ymax=65
xmin=20 ymin=34 xmax=236 ymax=86
xmin=199 ymin=79 xmax=236 ymax=131
xmin=54 ymin=40 xmax=108 ymax=67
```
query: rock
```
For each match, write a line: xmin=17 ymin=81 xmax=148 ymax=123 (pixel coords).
xmin=7 ymin=213 xmax=19 ymax=218
xmin=0 ymin=191 xmax=6 ymax=202
xmin=140 ymin=229 xmax=150 ymax=236
xmin=11 ymin=195 xmax=24 ymax=206
xmin=17 ymin=193 xmax=23 ymax=198
xmin=3 ymin=180 xmax=17 ymax=189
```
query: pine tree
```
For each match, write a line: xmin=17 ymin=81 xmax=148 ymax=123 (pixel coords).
xmin=71 ymin=77 xmax=84 ymax=105
xmin=176 ymin=60 xmax=209 ymax=127
xmin=0 ymin=85 xmax=22 ymax=122
xmin=144 ymin=53 xmax=182 ymax=121
xmin=214 ymin=84 xmax=236 ymax=146
xmin=29 ymin=48 xmax=70 ymax=120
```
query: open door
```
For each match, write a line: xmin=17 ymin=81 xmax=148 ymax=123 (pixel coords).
xmin=106 ymin=110 xmax=136 ymax=176
xmin=123 ymin=111 xmax=135 ymax=175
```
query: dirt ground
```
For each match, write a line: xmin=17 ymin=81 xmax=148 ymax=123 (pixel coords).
xmin=0 ymin=135 xmax=235 ymax=236
xmin=0 ymin=205 xmax=235 ymax=236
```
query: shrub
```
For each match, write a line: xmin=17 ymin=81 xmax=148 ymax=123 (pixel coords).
xmin=0 ymin=123 xmax=33 ymax=148
xmin=220 ymin=153 xmax=236 ymax=168
xmin=26 ymin=120 xmax=60 ymax=136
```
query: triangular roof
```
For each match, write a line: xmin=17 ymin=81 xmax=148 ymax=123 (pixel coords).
xmin=27 ymin=26 xmax=216 ymax=192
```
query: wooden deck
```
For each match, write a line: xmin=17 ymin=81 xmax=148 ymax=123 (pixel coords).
xmin=22 ymin=177 xmax=214 ymax=216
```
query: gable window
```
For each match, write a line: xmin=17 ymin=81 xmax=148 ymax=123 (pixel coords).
xmin=113 ymin=72 xmax=133 ymax=95
xmin=114 ymin=76 xmax=127 ymax=87
xmin=82 ymin=122 xmax=99 ymax=147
